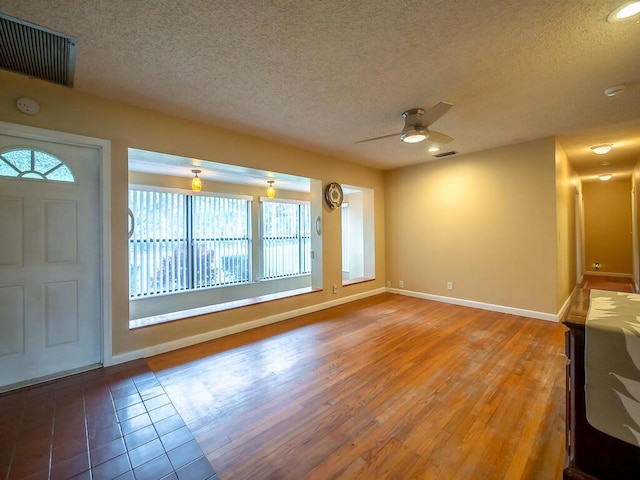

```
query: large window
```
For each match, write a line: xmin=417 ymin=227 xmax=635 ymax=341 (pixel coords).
xmin=262 ymin=200 xmax=311 ymax=279
xmin=129 ymin=187 xmax=250 ymax=298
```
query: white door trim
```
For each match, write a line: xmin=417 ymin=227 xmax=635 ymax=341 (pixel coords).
xmin=0 ymin=121 xmax=113 ymax=366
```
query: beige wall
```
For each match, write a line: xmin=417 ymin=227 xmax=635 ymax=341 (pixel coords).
xmin=0 ymin=70 xmax=385 ymax=357
xmin=385 ymin=138 xmax=559 ymax=314
xmin=634 ymin=155 xmax=640 ymax=289
xmin=583 ymin=178 xmax=632 ymax=275
xmin=555 ymin=141 xmax=578 ymax=307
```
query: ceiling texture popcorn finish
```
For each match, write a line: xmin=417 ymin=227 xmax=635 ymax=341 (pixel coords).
xmin=0 ymin=0 xmax=638 ymax=175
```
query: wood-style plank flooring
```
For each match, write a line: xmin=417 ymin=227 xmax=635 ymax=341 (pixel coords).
xmin=147 ymin=293 xmax=567 ymax=479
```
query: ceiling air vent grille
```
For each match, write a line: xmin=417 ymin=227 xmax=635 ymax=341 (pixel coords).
xmin=0 ymin=13 xmax=76 ymax=87
xmin=434 ymin=151 xmax=458 ymax=158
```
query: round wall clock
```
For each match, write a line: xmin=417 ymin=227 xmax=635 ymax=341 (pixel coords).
xmin=324 ymin=182 xmax=343 ymax=209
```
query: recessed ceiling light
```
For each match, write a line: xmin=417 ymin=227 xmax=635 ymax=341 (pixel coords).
xmin=428 ymin=146 xmax=440 ymax=153
xmin=607 ymin=1 xmax=640 ymax=22
xmin=604 ymin=85 xmax=626 ymax=96
xmin=599 ymin=174 xmax=613 ymax=181
xmin=591 ymin=144 xmax=613 ymax=154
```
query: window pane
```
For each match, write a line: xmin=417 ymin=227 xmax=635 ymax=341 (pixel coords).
xmin=129 ymin=189 xmax=251 ymax=298
xmin=2 ymin=149 xmax=31 ymax=171
xmin=262 ymin=201 xmax=310 ymax=279
xmin=0 ymin=160 xmax=19 ymax=177
xmin=0 ymin=149 xmax=75 ymax=182
xmin=34 ymin=151 xmax=62 ymax=173
xmin=192 ymin=196 xmax=250 ymax=288
xmin=128 ymin=190 xmax=188 ymax=297
xmin=46 ymin=164 xmax=75 ymax=182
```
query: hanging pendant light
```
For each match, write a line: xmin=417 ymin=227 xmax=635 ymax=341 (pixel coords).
xmin=191 ymin=169 xmax=202 ymax=192
xmin=266 ymin=180 xmax=276 ymax=198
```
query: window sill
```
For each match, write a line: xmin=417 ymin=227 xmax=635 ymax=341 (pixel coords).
xmin=342 ymin=277 xmax=375 ymax=287
xmin=129 ymin=286 xmax=318 ymax=330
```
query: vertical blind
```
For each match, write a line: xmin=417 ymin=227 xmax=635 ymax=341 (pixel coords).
xmin=129 ymin=190 xmax=188 ymax=297
xmin=128 ymin=189 xmax=250 ymax=298
xmin=262 ymin=201 xmax=311 ymax=279
xmin=192 ymin=195 xmax=250 ymax=287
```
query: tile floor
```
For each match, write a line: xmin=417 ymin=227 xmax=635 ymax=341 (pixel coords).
xmin=0 ymin=360 xmax=217 ymax=480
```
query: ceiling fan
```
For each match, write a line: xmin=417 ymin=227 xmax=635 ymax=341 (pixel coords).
xmin=355 ymin=102 xmax=454 ymax=145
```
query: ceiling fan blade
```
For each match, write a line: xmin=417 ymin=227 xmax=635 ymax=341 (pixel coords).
xmin=427 ymin=130 xmax=454 ymax=144
xmin=354 ymin=132 xmax=401 ymax=144
xmin=421 ymin=102 xmax=453 ymax=126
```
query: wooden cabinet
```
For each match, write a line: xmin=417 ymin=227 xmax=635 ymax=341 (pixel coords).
xmin=563 ymin=289 xmax=640 ymax=479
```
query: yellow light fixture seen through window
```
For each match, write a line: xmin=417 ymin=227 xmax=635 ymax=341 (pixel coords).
xmin=266 ymin=180 xmax=275 ymax=198
xmin=191 ymin=169 xmax=202 ymax=192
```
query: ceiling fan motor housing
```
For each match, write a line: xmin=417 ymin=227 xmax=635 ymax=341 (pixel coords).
xmin=401 ymin=108 xmax=430 ymax=142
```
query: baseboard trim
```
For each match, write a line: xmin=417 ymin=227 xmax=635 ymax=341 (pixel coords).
xmin=387 ymin=288 xmax=559 ymax=322
xmin=558 ymin=286 xmax=577 ymax=323
xmin=111 ymin=287 xmax=386 ymax=365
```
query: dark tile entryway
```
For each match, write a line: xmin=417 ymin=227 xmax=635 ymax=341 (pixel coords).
xmin=0 ymin=360 xmax=217 ymax=480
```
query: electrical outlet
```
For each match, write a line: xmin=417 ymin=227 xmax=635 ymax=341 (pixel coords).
xmin=399 ymin=280 xmax=404 ymax=288
xmin=386 ymin=281 xmax=391 ymax=288
xmin=333 ymin=284 xmax=337 ymax=294
xmin=447 ymin=282 xmax=453 ymax=291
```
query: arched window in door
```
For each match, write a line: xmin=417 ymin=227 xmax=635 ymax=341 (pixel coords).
xmin=0 ymin=147 xmax=75 ymax=182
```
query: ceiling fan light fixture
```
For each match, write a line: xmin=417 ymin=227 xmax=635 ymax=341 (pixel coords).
xmin=591 ymin=144 xmax=613 ymax=155
xmin=401 ymin=133 xmax=427 ymax=144
xmin=400 ymin=125 xmax=428 ymax=144
xmin=607 ymin=1 xmax=640 ymax=22
xmin=599 ymin=174 xmax=613 ymax=181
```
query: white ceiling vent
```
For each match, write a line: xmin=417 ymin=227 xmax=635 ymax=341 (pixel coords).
xmin=0 ymin=13 xmax=76 ymax=87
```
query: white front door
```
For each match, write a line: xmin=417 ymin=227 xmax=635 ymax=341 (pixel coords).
xmin=0 ymin=134 xmax=101 ymax=389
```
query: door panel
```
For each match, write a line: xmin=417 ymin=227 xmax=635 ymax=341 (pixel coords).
xmin=0 ymin=134 xmax=101 ymax=388
xmin=44 ymin=199 xmax=78 ymax=263
xmin=44 ymin=280 xmax=78 ymax=347
xmin=0 ymin=285 xmax=24 ymax=357
xmin=0 ymin=197 xmax=23 ymax=266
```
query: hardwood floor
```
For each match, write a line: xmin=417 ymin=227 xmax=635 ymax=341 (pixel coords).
xmin=147 ymin=293 xmax=567 ymax=479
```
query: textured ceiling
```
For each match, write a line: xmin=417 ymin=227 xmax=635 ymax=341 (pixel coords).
xmin=0 ymin=0 xmax=639 ymax=177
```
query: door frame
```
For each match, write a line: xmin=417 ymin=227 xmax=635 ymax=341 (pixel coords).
xmin=575 ymin=187 xmax=585 ymax=284
xmin=632 ymin=185 xmax=639 ymax=292
xmin=0 ymin=121 xmax=112 ymax=367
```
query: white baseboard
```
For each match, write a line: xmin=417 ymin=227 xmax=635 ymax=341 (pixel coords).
xmin=386 ymin=288 xmax=559 ymax=322
xmin=557 ymin=286 xmax=577 ymax=323
xmin=111 ymin=287 xmax=386 ymax=365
